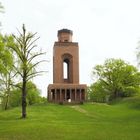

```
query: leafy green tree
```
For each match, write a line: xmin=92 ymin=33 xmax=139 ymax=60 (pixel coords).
xmin=0 ymin=35 xmax=14 ymax=73
xmin=8 ymin=24 xmax=45 ymax=118
xmin=9 ymin=88 xmax=21 ymax=107
xmin=26 ymin=81 xmax=41 ymax=105
xmin=88 ymin=81 xmax=108 ymax=102
xmin=0 ymin=35 xmax=16 ymax=110
xmin=5 ymin=81 xmax=41 ymax=107
xmin=90 ymin=58 xmax=140 ymax=101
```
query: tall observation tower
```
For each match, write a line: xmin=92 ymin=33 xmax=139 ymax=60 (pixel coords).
xmin=47 ymin=29 xmax=87 ymax=103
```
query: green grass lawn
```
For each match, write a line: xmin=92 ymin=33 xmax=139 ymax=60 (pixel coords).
xmin=0 ymin=97 xmax=140 ymax=140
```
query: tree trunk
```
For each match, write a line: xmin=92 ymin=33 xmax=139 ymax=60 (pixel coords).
xmin=114 ymin=89 xmax=119 ymax=99
xmin=22 ymin=75 xmax=27 ymax=118
xmin=4 ymin=94 xmax=9 ymax=110
xmin=4 ymin=74 xmax=11 ymax=110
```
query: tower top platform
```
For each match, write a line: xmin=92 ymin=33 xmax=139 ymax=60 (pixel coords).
xmin=57 ymin=29 xmax=73 ymax=42
xmin=58 ymin=29 xmax=73 ymax=35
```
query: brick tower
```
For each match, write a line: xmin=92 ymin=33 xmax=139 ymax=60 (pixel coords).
xmin=48 ymin=29 xmax=87 ymax=103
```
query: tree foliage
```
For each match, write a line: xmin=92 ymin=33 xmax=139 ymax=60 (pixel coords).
xmin=1 ymin=81 xmax=42 ymax=108
xmin=0 ymin=35 xmax=14 ymax=73
xmin=0 ymin=34 xmax=16 ymax=110
xmin=89 ymin=58 xmax=140 ymax=102
xmin=8 ymin=24 xmax=45 ymax=118
xmin=88 ymin=81 xmax=108 ymax=102
xmin=26 ymin=81 xmax=41 ymax=105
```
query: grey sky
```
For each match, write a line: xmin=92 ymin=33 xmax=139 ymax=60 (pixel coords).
xmin=0 ymin=0 xmax=140 ymax=96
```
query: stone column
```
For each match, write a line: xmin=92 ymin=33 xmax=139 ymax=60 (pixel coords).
xmin=70 ymin=89 xmax=72 ymax=100
xmin=48 ymin=89 xmax=50 ymax=101
xmin=48 ymin=89 xmax=51 ymax=101
xmin=75 ymin=88 xmax=76 ymax=101
xmin=59 ymin=88 xmax=62 ymax=101
xmin=65 ymin=89 xmax=67 ymax=101
xmin=83 ymin=89 xmax=86 ymax=100
xmin=79 ymin=89 xmax=82 ymax=101
xmin=50 ymin=89 xmax=53 ymax=102
xmin=54 ymin=89 xmax=57 ymax=102
xmin=83 ymin=92 xmax=85 ymax=101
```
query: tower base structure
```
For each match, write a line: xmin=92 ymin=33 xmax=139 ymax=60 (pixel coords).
xmin=48 ymin=84 xmax=87 ymax=104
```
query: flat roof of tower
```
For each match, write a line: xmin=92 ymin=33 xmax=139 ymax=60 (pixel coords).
xmin=58 ymin=29 xmax=73 ymax=35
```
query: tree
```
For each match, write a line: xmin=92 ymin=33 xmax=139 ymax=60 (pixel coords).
xmin=8 ymin=24 xmax=45 ymax=118
xmin=26 ymin=81 xmax=41 ymax=105
xmin=88 ymin=81 xmax=108 ymax=102
xmin=2 ymin=81 xmax=42 ymax=108
xmin=0 ymin=34 xmax=16 ymax=110
xmin=0 ymin=35 xmax=14 ymax=73
xmin=90 ymin=58 xmax=140 ymax=101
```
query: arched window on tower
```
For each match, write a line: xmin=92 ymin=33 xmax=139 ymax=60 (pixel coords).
xmin=63 ymin=61 xmax=68 ymax=79
xmin=62 ymin=53 xmax=73 ymax=83
xmin=63 ymin=59 xmax=69 ymax=82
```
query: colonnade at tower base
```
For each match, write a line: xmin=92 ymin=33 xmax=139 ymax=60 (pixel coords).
xmin=48 ymin=84 xmax=87 ymax=104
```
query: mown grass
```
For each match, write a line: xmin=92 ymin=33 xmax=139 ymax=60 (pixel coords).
xmin=0 ymin=96 xmax=140 ymax=140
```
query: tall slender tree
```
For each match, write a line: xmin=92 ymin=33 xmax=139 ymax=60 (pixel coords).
xmin=8 ymin=24 xmax=45 ymax=118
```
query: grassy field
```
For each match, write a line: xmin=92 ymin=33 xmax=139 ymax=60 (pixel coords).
xmin=0 ymin=97 xmax=140 ymax=140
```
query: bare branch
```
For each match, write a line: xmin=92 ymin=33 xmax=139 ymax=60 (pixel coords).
xmin=16 ymin=28 xmax=23 ymax=38
xmin=8 ymin=40 xmax=24 ymax=62
xmin=26 ymin=45 xmax=37 ymax=58
xmin=9 ymin=83 xmax=22 ymax=89
xmin=26 ymin=60 xmax=47 ymax=75
xmin=12 ymin=65 xmax=23 ymax=78
xmin=26 ymin=71 xmax=47 ymax=81
xmin=27 ymin=52 xmax=46 ymax=64
xmin=26 ymin=35 xmax=39 ymax=50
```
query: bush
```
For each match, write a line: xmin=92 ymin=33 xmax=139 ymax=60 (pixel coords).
xmin=1 ymin=81 xmax=44 ymax=108
xmin=123 ymin=86 xmax=138 ymax=97
xmin=9 ymin=90 xmax=21 ymax=107
xmin=88 ymin=82 xmax=109 ymax=103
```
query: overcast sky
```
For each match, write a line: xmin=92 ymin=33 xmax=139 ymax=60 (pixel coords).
xmin=1 ymin=0 xmax=140 ymax=96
